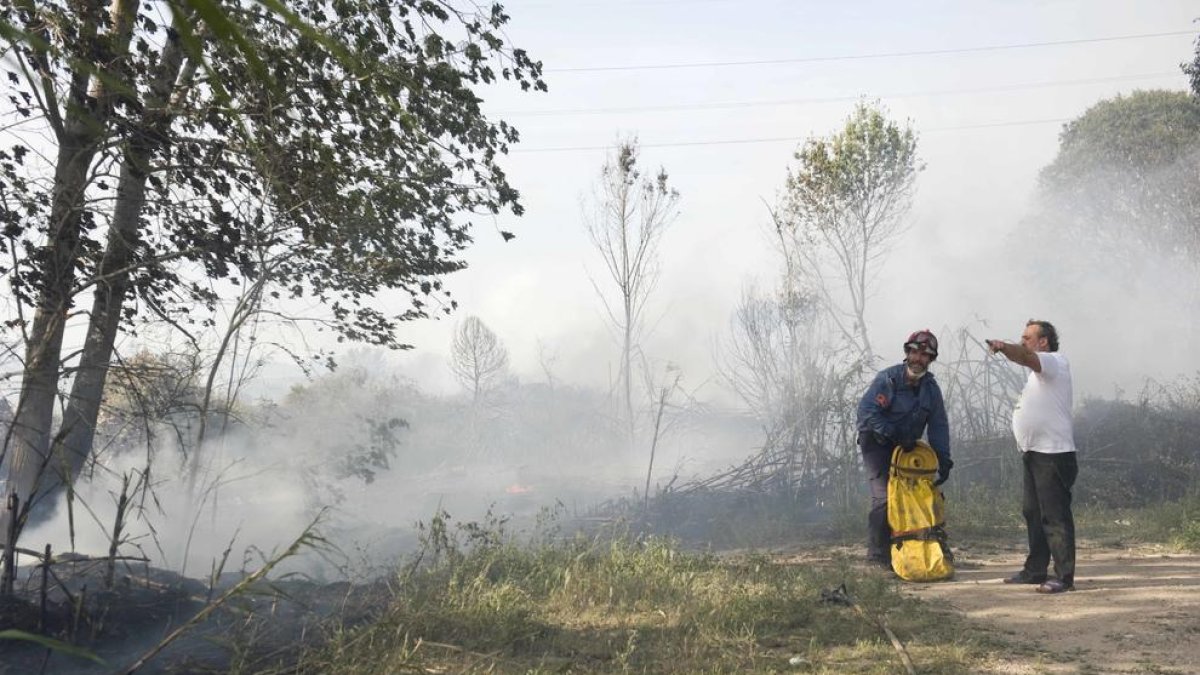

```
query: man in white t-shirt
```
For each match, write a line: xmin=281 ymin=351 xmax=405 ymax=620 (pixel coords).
xmin=986 ymin=320 xmax=1077 ymax=594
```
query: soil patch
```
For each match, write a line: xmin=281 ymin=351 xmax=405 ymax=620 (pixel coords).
xmin=907 ymin=544 xmax=1200 ymax=674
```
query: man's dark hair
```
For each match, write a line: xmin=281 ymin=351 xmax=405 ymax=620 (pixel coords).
xmin=1026 ymin=319 xmax=1059 ymax=352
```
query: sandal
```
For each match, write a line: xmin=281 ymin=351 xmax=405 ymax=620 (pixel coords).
xmin=1035 ymin=579 xmax=1074 ymax=594
xmin=1002 ymin=570 xmax=1046 ymax=584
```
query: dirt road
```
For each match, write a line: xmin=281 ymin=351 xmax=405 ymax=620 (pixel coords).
xmin=906 ymin=545 xmax=1200 ymax=674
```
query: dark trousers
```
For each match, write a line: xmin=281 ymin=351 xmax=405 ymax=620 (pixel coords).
xmin=1020 ymin=451 xmax=1078 ymax=584
xmin=859 ymin=432 xmax=892 ymax=561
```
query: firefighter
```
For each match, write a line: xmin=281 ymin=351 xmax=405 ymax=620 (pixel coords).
xmin=856 ymin=330 xmax=953 ymax=569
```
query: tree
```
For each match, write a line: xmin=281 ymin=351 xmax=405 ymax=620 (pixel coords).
xmin=717 ymin=280 xmax=860 ymax=500
xmin=1036 ymin=90 xmax=1200 ymax=258
xmin=449 ymin=315 xmax=509 ymax=401
xmin=276 ymin=361 xmax=411 ymax=509
xmin=583 ymin=139 xmax=680 ymax=439
xmin=722 ymin=287 xmax=835 ymax=468
xmin=1184 ymin=32 xmax=1200 ymax=98
xmin=0 ymin=0 xmax=544 ymax=546
xmin=708 ymin=103 xmax=918 ymax=499
xmin=95 ymin=348 xmax=205 ymax=459
xmin=772 ymin=102 xmax=921 ymax=361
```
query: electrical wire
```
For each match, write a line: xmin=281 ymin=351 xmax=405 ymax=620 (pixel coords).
xmin=547 ymin=30 xmax=1196 ymax=73
xmin=510 ymin=117 xmax=1072 ymax=154
xmin=499 ymin=71 xmax=1182 ymax=117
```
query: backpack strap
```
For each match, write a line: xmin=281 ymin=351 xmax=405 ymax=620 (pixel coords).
xmin=891 ymin=524 xmax=948 ymax=545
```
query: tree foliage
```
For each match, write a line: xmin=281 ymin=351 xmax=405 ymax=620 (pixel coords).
xmin=774 ymin=102 xmax=921 ymax=360
xmin=0 ymin=0 xmax=543 ymax=541
xmin=1184 ymin=32 xmax=1200 ymax=99
xmin=712 ymin=103 xmax=919 ymax=499
xmin=280 ymin=363 xmax=410 ymax=500
xmin=1036 ymin=90 xmax=1200 ymax=257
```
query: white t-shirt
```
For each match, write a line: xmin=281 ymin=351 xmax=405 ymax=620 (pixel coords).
xmin=1011 ymin=351 xmax=1076 ymax=454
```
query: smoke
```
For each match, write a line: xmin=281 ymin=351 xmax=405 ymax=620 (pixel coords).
xmin=22 ymin=431 xmax=315 ymax=580
xmin=18 ymin=351 xmax=760 ymax=582
xmin=990 ymin=140 xmax=1200 ymax=396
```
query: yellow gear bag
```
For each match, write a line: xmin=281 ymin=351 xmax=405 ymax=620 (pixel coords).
xmin=887 ymin=440 xmax=954 ymax=582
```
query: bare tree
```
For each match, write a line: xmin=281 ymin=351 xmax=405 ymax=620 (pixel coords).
xmin=583 ymin=139 xmax=680 ymax=439
xmin=641 ymin=365 xmax=682 ymax=511
xmin=449 ymin=316 xmax=510 ymax=402
xmin=719 ymin=284 xmax=856 ymax=494
xmin=772 ymin=102 xmax=921 ymax=362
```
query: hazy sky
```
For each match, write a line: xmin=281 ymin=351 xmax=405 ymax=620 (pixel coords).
xmin=340 ymin=0 xmax=1194 ymax=403
xmin=16 ymin=0 xmax=1200 ymax=573
xmin=4 ymin=3 xmax=1195 ymax=401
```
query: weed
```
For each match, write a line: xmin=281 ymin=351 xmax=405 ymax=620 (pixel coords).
xmin=280 ymin=510 xmax=1001 ymax=674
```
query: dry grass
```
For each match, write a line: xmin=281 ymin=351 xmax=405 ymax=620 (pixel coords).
xmin=236 ymin=488 xmax=1200 ymax=673
xmin=246 ymin=511 xmax=1005 ymax=674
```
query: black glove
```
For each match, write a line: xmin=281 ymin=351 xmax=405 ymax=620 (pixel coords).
xmin=871 ymin=431 xmax=891 ymax=448
xmin=934 ymin=458 xmax=954 ymax=486
xmin=898 ymin=437 xmax=917 ymax=452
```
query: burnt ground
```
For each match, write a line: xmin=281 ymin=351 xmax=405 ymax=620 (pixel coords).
xmin=5 ymin=539 xmax=1200 ymax=673
xmin=0 ymin=555 xmax=383 ymax=674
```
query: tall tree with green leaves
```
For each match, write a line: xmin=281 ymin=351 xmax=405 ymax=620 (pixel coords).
xmin=773 ymin=102 xmax=921 ymax=361
xmin=0 ymin=0 xmax=543 ymax=547
xmin=1036 ymin=90 xmax=1200 ymax=258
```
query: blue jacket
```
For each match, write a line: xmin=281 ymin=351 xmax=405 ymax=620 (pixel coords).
xmin=856 ymin=363 xmax=951 ymax=464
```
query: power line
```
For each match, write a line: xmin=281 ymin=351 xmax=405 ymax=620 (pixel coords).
xmin=500 ymin=71 xmax=1182 ymax=117
xmin=510 ymin=117 xmax=1071 ymax=154
xmin=511 ymin=0 xmax=734 ymax=7
xmin=547 ymin=30 xmax=1196 ymax=73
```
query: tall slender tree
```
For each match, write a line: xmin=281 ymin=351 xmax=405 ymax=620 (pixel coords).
xmin=773 ymin=102 xmax=921 ymax=362
xmin=583 ymin=140 xmax=679 ymax=440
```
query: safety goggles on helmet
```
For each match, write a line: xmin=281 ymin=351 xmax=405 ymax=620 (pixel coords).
xmin=903 ymin=330 xmax=939 ymax=359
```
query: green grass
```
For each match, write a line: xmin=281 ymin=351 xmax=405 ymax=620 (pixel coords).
xmin=230 ymin=493 xmax=1200 ymax=673
xmin=260 ymin=511 xmax=1001 ymax=674
xmin=1064 ymin=496 xmax=1200 ymax=550
xmin=932 ymin=486 xmax=1200 ymax=552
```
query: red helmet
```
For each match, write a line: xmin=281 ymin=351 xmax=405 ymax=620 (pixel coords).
xmin=904 ymin=330 xmax=939 ymax=359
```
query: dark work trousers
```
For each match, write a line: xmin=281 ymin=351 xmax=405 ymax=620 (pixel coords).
xmin=1020 ymin=450 xmax=1078 ymax=584
xmin=858 ymin=432 xmax=893 ymax=562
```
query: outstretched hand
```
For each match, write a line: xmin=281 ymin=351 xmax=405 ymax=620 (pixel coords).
xmin=985 ymin=339 xmax=1005 ymax=354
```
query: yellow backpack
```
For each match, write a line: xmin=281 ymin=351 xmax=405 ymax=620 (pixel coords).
xmin=887 ymin=441 xmax=954 ymax=582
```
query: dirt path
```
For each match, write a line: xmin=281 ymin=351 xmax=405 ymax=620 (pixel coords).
xmin=905 ymin=545 xmax=1200 ymax=674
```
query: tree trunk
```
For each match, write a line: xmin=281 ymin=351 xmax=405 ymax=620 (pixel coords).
xmin=53 ymin=144 xmax=151 ymax=498
xmin=51 ymin=7 xmax=191 ymax=515
xmin=1 ymin=0 xmax=147 ymax=539
xmin=3 ymin=132 xmax=104 ymax=533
